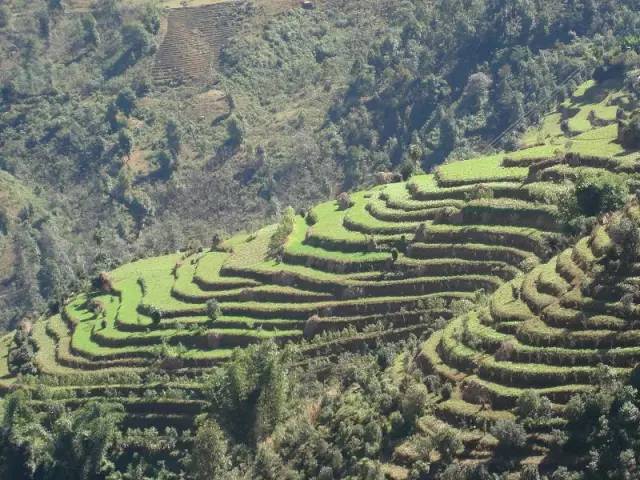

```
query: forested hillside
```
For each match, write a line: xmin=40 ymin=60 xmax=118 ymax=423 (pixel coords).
xmin=2 ymin=0 xmax=640 ymax=332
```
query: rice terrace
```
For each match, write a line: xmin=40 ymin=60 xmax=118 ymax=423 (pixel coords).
xmin=2 ymin=0 xmax=640 ymax=479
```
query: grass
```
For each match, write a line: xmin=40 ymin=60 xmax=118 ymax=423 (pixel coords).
xmin=435 ymin=155 xmax=529 ymax=186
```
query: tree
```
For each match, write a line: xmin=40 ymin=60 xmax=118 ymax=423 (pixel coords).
xmin=121 ymin=22 xmax=153 ymax=59
xmin=1 ymin=390 xmax=53 ymax=477
xmin=142 ymin=5 xmax=161 ymax=34
xmin=226 ymin=115 xmax=245 ymax=147
xmin=268 ymin=207 xmax=295 ymax=259
xmin=49 ymin=401 xmax=124 ymax=480
xmin=490 ymin=419 xmax=527 ymax=453
xmin=206 ymin=298 xmax=222 ymax=322
xmin=106 ymin=103 xmax=122 ymax=132
xmin=115 ymin=88 xmax=136 ymax=116
xmin=516 ymin=391 xmax=552 ymax=422
xmin=81 ymin=14 xmax=99 ymax=47
xmin=619 ymin=114 xmax=640 ymax=149
xmin=190 ymin=420 xmax=232 ymax=480
xmin=48 ymin=0 xmax=64 ymax=13
xmin=575 ymin=172 xmax=628 ymax=217
xmin=165 ymin=119 xmax=182 ymax=158
xmin=156 ymin=150 xmax=174 ymax=177
xmin=401 ymin=383 xmax=428 ymax=424
xmin=118 ymin=129 xmax=133 ymax=159
xmin=254 ymin=346 xmax=289 ymax=441
xmin=434 ymin=428 xmax=463 ymax=463
xmin=0 ymin=6 xmax=10 ymax=30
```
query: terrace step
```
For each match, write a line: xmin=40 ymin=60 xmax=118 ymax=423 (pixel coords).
xmin=408 ymin=242 xmax=534 ymax=266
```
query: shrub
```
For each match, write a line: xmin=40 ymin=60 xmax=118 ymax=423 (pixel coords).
xmin=608 ymin=213 xmax=640 ymax=263
xmin=206 ymin=299 xmax=222 ymax=322
xmin=434 ymin=428 xmax=463 ymax=463
xmin=306 ymin=210 xmax=318 ymax=226
xmin=337 ymin=192 xmax=353 ymax=210
xmin=95 ymin=272 xmax=114 ymax=293
xmin=268 ymin=206 xmax=295 ymax=259
xmin=516 ymin=391 xmax=552 ymax=421
xmin=401 ymin=383 xmax=429 ymax=423
xmin=518 ymin=256 xmax=538 ymax=273
xmin=375 ymin=171 xmax=402 ymax=184
xmin=440 ymin=382 xmax=453 ymax=400
xmin=116 ymin=88 xmax=136 ymax=116
xmin=137 ymin=277 xmax=147 ymax=296
xmin=399 ymin=160 xmax=415 ymax=181
xmin=490 ymin=419 xmax=527 ymax=452
xmin=149 ymin=307 xmax=162 ymax=325
xmin=0 ymin=6 xmax=10 ymax=29
xmin=465 ymin=183 xmax=494 ymax=201
xmin=575 ymin=172 xmax=628 ymax=217
xmin=618 ymin=114 xmax=640 ymax=149
xmin=494 ymin=341 xmax=515 ymax=361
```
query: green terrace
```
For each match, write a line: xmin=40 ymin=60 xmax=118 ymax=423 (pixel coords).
xmin=3 ymin=78 xmax=640 ymax=435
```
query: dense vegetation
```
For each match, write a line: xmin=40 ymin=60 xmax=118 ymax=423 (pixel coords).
xmin=3 ymin=0 xmax=640 ymax=478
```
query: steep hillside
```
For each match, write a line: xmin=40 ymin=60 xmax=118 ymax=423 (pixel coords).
xmin=408 ymin=204 xmax=640 ymax=472
xmin=153 ymin=0 xmax=297 ymax=85
xmin=1 ymin=74 xmax=640 ymax=477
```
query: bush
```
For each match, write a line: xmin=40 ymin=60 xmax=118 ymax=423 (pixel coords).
xmin=0 ymin=6 xmax=10 ymax=29
xmin=516 ymin=391 xmax=552 ymax=421
xmin=399 ymin=160 xmax=415 ymax=181
xmin=116 ymin=88 xmax=136 ymax=116
xmin=521 ymin=465 xmax=541 ymax=480
xmin=211 ymin=233 xmax=223 ymax=250
xmin=337 ymin=192 xmax=353 ymax=210
xmin=149 ymin=306 xmax=162 ymax=325
xmin=440 ymin=382 xmax=453 ymax=400
xmin=434 ymin=428 xmax=463 ymax=463
xmin=306 ymin=210 xmax=318 ymax=226
xmin=206 ymin=299 xmax=222 ymax=322
xmin=389 ymin=410 xmax=405 ymax=437
xmin=618 ymin=114 xmax=640 ymax=149
xmin=575 ymin=172 xmax=628 ymax=217
xmin=121 ymin=22 xmax=154 ymax=58
xmin=490 ymin=419 xmax=527 ymax=452
xmin=268 ymin=207 xmax=295 ymax=259
xmin=465 ymin=183 xmax=494 ymax=201
xmin=401 ymin=383 xmax=429 ymax=423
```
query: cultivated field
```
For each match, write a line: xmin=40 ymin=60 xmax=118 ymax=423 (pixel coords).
xmin=1 ymin=79 xmax=639 ymax=467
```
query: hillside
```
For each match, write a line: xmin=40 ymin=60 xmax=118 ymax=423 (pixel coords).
xmin=2 ymin=70 xmax=640 ymax=477
xmin=2 ymin=0 xmax=640 ymax=335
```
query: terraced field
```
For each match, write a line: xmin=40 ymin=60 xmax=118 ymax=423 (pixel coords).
xmin=151 ymin=0 xmax=297 ymax=85
xmin=1 ymin=79 xmax=639 ymax=453
xmin=406 ymin=210 xmax=640 ymax=467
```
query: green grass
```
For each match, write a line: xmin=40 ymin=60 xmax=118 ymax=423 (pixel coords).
xmin=435 ymin=155 xmax=529 ymax=186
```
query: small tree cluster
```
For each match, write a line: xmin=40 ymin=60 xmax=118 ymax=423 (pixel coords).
xmin=337 ymin=192 xmax=353 ymax=210
xmin=268 ymin=206 xmax=295 ymax=259
xmin=206 ymin=298 xmax=222 ymax=322
xmin=8 ymin=324 xmax=38 ymax=376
